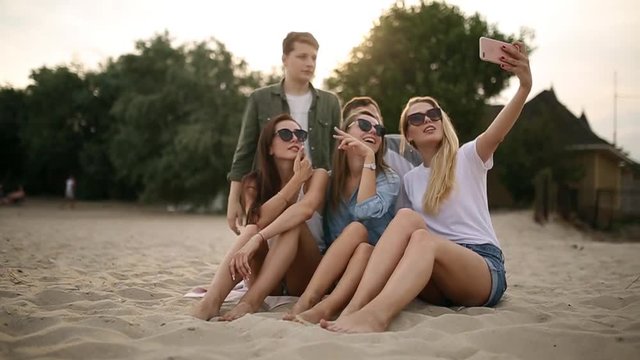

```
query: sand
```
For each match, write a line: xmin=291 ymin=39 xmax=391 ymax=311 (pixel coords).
xmin=1 ymin=199 xmax=639 ymax=359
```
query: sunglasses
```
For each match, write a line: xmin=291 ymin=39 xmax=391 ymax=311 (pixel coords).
xmin=407 ymin=108 xmax=443 ymax=126
xmin=274 ymin=128 xmax=308 ymax=142
xmin=348 ymin=118 xmax=387 ymax=137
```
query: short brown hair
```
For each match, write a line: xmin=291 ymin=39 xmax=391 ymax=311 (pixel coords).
xmin=282 ymin=32 xmax=319 ymax=55
xmin=342 ymin=96 xmax=382 ymax=121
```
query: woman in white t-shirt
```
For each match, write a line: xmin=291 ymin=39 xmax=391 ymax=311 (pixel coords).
xmin=321 ymin=41 xmax=531 ymax=333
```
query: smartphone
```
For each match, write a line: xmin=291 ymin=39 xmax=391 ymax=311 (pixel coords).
xmin=479 ymin=37 xmax=515 ymax=64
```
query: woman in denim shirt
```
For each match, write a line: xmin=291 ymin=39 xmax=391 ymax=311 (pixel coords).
xmin=284 ymin=105 xmax=400 ymax=324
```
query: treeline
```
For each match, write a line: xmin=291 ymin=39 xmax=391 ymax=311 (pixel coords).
xmin=1 ymin=33 xmax=275 ymax=204
xmin=2 ymin=2 xmax=568 ymax=206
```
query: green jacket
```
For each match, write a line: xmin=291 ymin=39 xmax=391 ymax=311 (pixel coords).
xmin=227 ymin=80 xmax=341 ymax=182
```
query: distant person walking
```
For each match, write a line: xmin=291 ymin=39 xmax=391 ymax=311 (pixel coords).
xmin=65 ymin=175 xmax=76 ymax=208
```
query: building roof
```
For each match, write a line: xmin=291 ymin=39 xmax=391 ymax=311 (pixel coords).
xmin=484 ymin=88 xmax=639 ymax=171
xmin=522 ymin=88 xmax=609 ymax=146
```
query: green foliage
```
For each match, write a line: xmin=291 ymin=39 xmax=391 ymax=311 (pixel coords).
xmin=0 ymin=31 xmax=264 ymax=204
xmin=20 ymin=66 xmax=88 ymax=194
xmin=495 ymin=96 xmax=586 ymax=204
xmin=0 ymin=87 xmax=27 ymax=190
xmin=106 ymin=32 xmax=260 ymax=204
xmin=325 ymin=1 xmax=531 ymax=141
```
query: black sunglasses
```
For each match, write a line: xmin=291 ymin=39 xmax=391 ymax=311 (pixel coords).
xmin=407 ymin=108 xmax=443 ymax=126
xmin=274 ymin=128 xmax=308 ymax=142
xmin=348 ymin=118 xmax=387 ymax=137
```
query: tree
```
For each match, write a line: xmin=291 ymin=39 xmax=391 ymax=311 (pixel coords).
xmin=106 ymin=32 xmax=261 ymax=205
xmin=495 ymin=90 xmax=586 ymax=204
xmin=325 ymin=1 xmax=533 ymax=141
xmin=0 ymin=87 xmax=27 ymax=190
xmin=20 ymin=66 xmax=89 ymax=195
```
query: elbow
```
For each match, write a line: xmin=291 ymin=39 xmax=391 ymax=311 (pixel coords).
xmin=356 ymin=211 xmax=384 ymax=220
xmin=298 ymin=205 xmax=316 ymax=221
xmin=353 ymin=206 xmax=385 ymax=220
xmin=353 ymin=196 xmax=388 ymax=219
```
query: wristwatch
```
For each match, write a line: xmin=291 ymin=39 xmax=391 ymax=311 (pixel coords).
xmin=363 ymin=163 xmax=376 ymax=170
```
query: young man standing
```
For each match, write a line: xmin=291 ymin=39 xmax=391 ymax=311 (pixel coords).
xmin=226 ymin=32 xmax=341 ymax=234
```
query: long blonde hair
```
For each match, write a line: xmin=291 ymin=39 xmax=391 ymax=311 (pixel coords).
xmin=330 ymin=108 xmax=389 ymax=210
xmin=399 ymin=96 xmax=459 ymax=215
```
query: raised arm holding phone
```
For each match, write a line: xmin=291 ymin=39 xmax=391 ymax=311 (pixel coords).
xmin=321 ymin=40 xmax=532 ymax=333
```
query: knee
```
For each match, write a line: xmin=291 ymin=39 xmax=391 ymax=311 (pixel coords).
xmin=395 ymin=208 xmax=425 ymax=228
xmin=278 ymin=223 xmax=302 ymax=241
xmin=344 ymin=221 xmax=368 ymax=238
xmin=353 ymin=242 xmax=373 ymax=257
xmin=241 ymin=224 xmax=259 ymax=236
xmin=407 ymin=229 xmax=439 ymax=252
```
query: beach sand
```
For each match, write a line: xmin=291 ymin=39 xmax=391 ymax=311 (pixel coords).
xmin=1 ymin=199 xmax=639 ymax=359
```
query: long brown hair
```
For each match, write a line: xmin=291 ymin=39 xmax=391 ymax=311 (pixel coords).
xmin=399 ymin=96 xmax=459 ymax=214
xmin=241 ymin=114 xmax=301 ymax=224
xmin=329 ymin=109 xmax=389 ymax=210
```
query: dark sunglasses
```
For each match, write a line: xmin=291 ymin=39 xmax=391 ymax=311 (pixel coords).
xmin=274 ymin=128 xmax=308 ymax=142
xmin=407 ymin=108 xmax=443 ymax=126
xmin=348 ymin=118 xmax=387 ymax=137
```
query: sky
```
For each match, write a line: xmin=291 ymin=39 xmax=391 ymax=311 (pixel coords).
xmin=1 ymin=0 xmax=639 ymax=161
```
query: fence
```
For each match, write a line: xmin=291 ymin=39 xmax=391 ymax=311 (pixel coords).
xmin=556 ymin=186 xmax=640 ymax=229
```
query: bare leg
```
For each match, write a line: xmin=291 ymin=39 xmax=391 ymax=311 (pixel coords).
xmin=294 ymin=242 xmax=373 ymax=324
xmin=220 ymin=223 xmax=321 ymax=321
xmin=191 ymin=225 xmax=260 ymax=320
xmin=284 ymin=222 xmax=367 ymax=320
xmin=282 ymin=223 xmax=324 ymax=296
xmin=340 ymin=209 xmax=427 ymax=317
xmin=322 ymin=229 xmax=492 ymax=333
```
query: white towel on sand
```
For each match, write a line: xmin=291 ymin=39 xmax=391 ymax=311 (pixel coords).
xmin=184 ymin=281 xmax=298 ymax=311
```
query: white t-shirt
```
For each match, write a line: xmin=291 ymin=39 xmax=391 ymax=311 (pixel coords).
xmin=65 ymin=178 xmax=75 ymax=197
xmin=286 ymin=91 xmax=313 ymax=158
xmin=403 ymin=139 xmax=500 ymax=248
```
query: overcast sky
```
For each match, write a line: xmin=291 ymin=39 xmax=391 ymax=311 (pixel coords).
xmin=1 ymin=0 xmax=639 ymax=160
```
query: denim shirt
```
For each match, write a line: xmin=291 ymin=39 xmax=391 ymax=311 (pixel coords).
xmin=324 ymin=169 xmax=400 ymax=247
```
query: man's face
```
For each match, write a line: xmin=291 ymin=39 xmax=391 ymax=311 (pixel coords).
xmin=283 ymin=41 xmax=317 ymax=83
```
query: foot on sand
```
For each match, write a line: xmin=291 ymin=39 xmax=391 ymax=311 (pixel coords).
xmin=191 ymin=300 xmax=219 ymax=321
xmin=283 ymin=306 xmax=330 ymax=325
xmin=219 ymin=301 xmax=256 ymax=321
xmin=319 ymin=310 xmax=387 ymax=333
xmin=285 ymin=297 xmax=318 ymax=318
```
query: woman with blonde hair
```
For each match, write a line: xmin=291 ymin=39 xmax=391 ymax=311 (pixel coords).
xmin=322 ymin=41 xmax=532 ymax=333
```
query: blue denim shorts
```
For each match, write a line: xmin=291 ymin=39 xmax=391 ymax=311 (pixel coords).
xmin=460 ymin=242 xmax=507 ymax=307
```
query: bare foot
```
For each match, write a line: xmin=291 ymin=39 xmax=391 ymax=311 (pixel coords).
xmin=219 ymin=301 xmax=257 ymax=321
xmin=319 ymin=310 xmax=388 ymax=333
xmin=191 ymin=300 xmax=219 ymax=321
xmin=282 ymin=312 xmax=297 ymax=321
xmin=338 ymin=302 xmax=362 ymax=318
xmin=295 ymin=306 xmax=333 ymax=324
xmin=287 ymin=296 xmax=318 ymax=318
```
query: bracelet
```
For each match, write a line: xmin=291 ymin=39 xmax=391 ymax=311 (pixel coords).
xmin=256 ymin=232 xmax=266 ymax=243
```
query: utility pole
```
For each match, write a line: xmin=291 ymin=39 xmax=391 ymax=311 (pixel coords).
xmin=614 ymin=71 xmax=640 ymax=147
xmin=613 ymin=71 xmax=617 ymax=146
